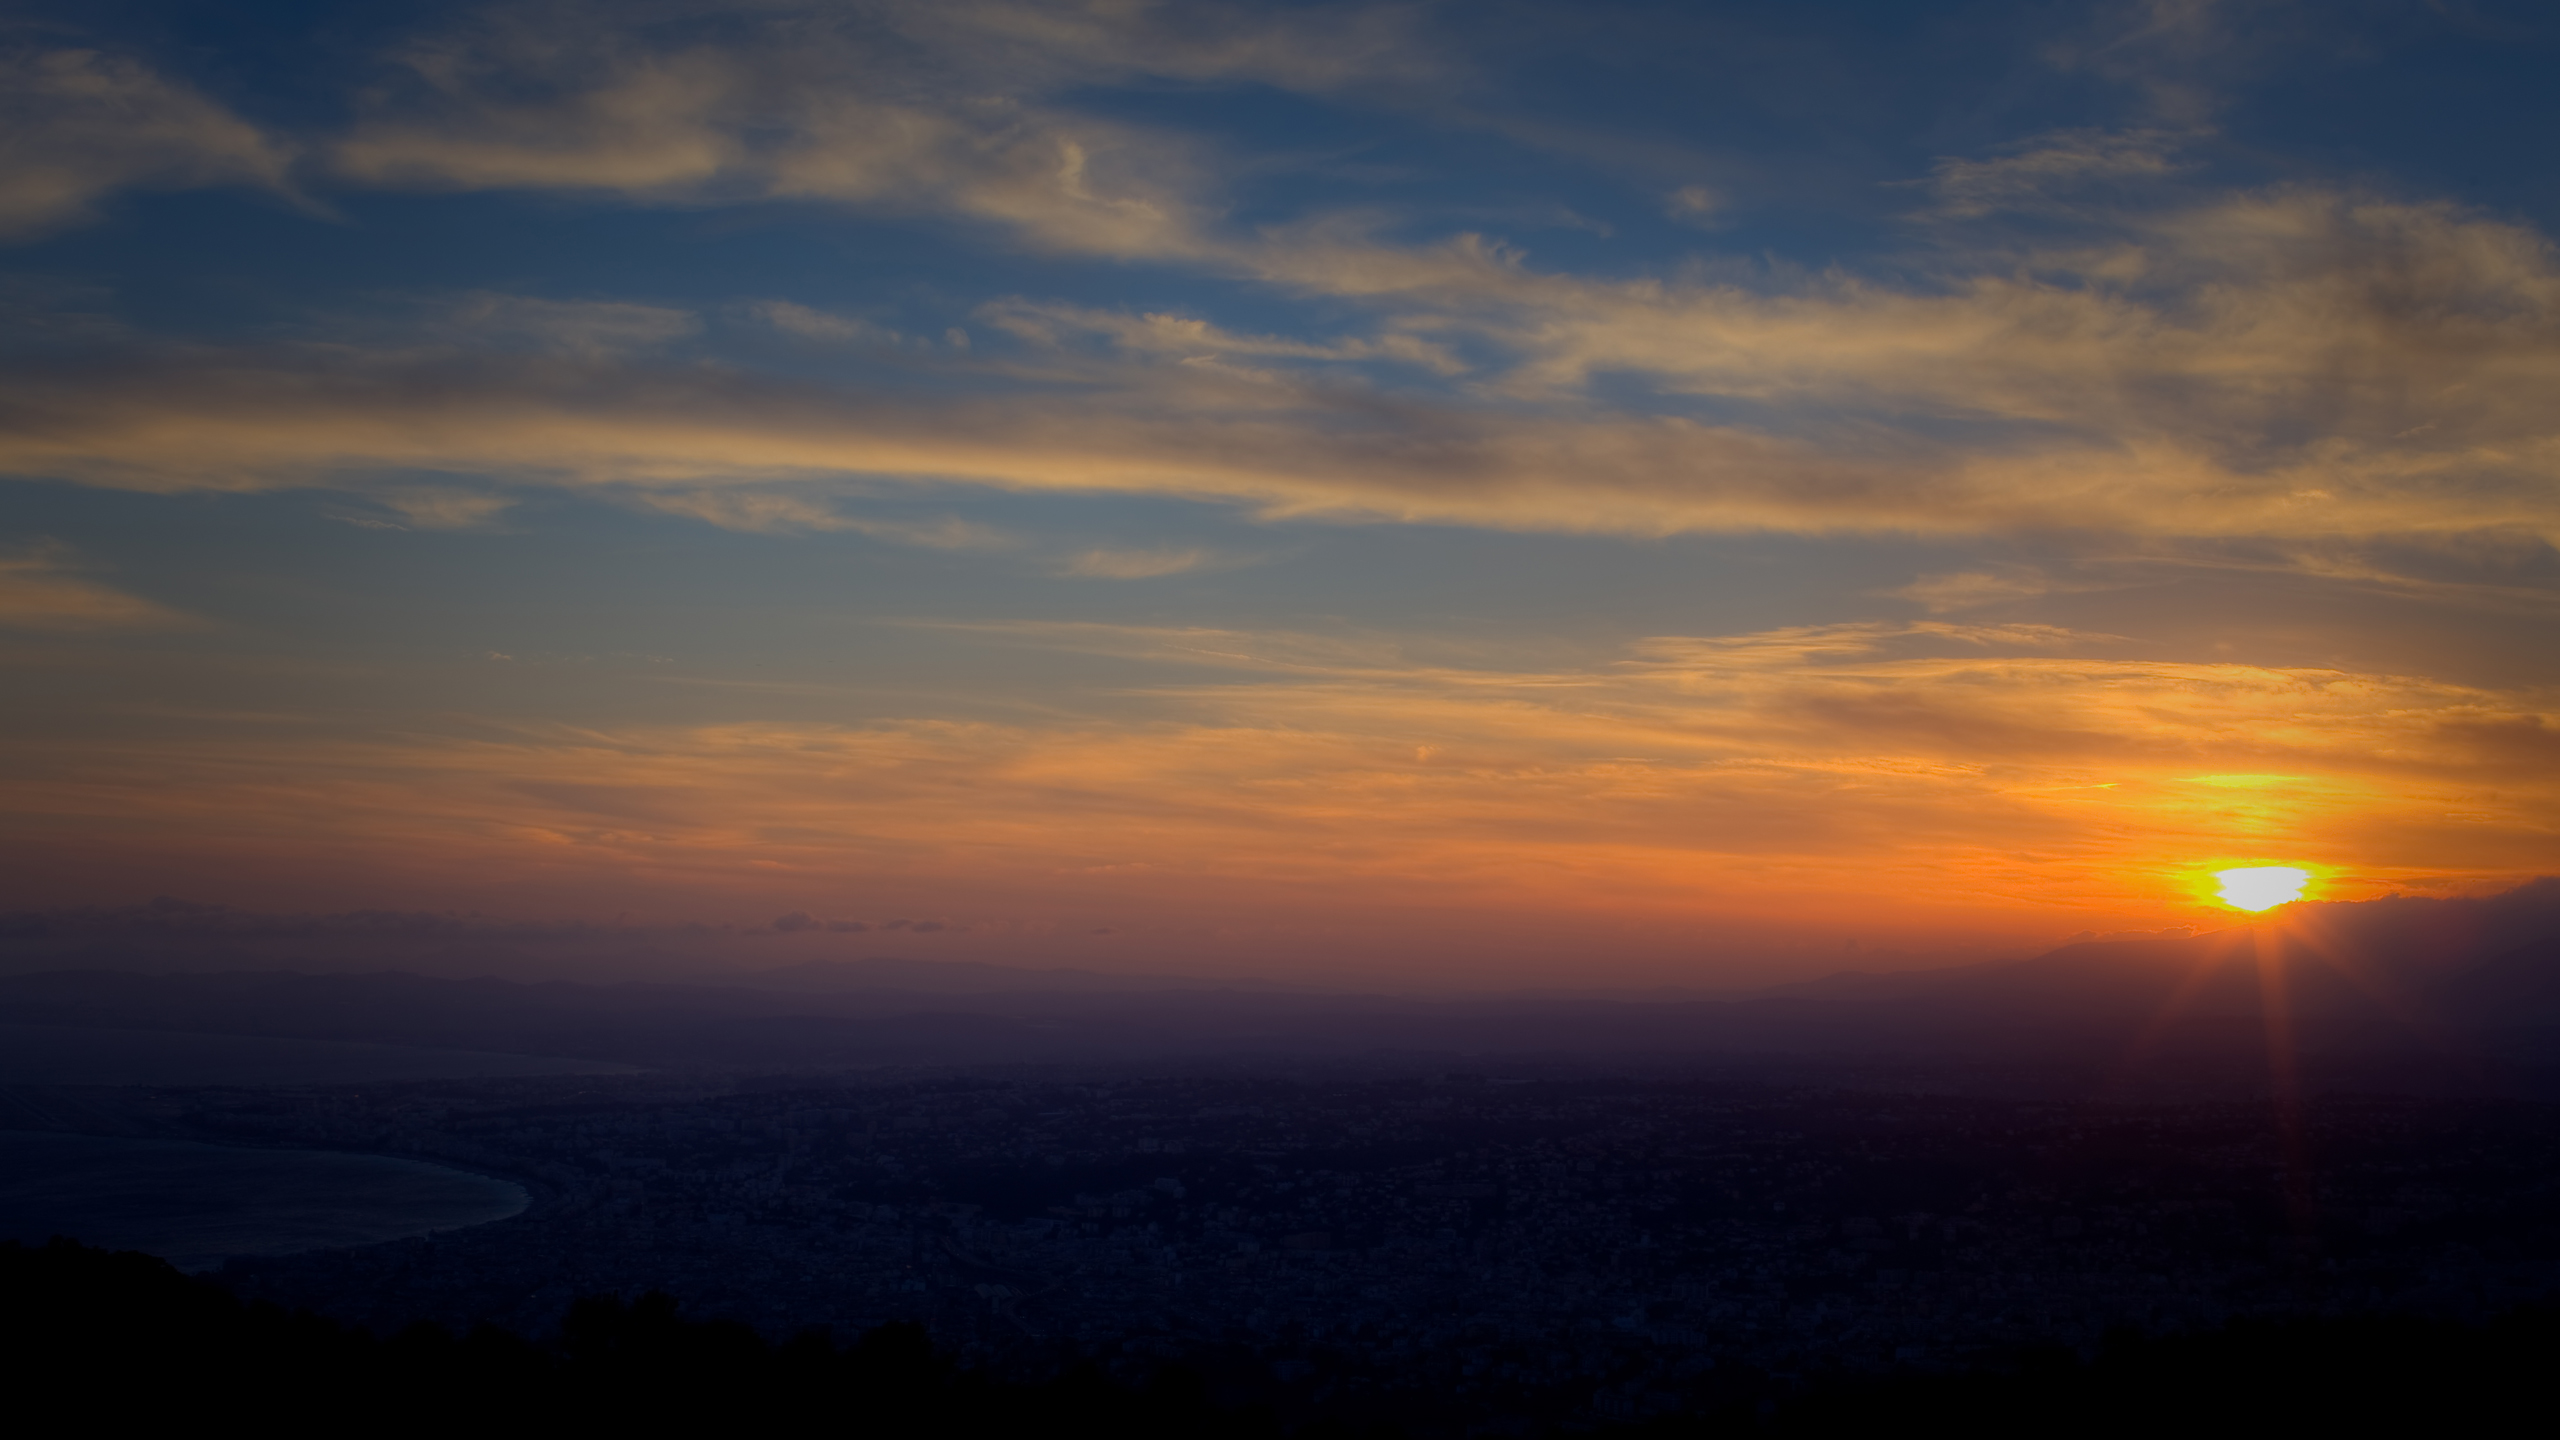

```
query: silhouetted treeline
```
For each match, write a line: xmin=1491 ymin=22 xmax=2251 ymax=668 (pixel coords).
xmin=10 ymin=1236 xmax=2556 ymax=1437
xmin=0 ymin=1238 xmax=1276 ymax=1436
xmin=1607 ymin=1311 xmax=2560 ymax=1438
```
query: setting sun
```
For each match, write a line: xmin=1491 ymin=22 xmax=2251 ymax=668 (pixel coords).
xmin=2215 ymin=866 xmax=2311 ymax=912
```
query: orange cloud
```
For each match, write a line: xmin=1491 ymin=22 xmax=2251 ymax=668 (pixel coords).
xmin=4 ymin=622 xmax=2548 ymax=981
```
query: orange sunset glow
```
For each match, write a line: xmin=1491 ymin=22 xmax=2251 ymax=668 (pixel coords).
xmin=5 ymin=632 xmax=2540 ymax=984
xmin=2 ymin=0 xmax=2555 ymax=990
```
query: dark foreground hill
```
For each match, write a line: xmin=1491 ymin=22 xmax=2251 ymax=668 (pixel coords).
xmin=0 ymin=1237 xmax=1254 ymax=1437
xmin=8 ymin=1237 xmax=2554 ymax=1438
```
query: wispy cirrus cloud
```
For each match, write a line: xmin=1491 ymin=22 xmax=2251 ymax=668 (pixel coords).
xmin=750 ymin=300 xmax=915 ymax=349
xmin=1916 ymin=128 xmax=2192 ymax=219
xmin=329 ymin=488 xmax=518 ymax=530
xmin=3 ymin=620 xmax=2548 ymax=955
xmin=429 ymin=293 xmax=702 ymax=358
xmin=0 ymin=543 xmax=192 ymax=629
xmin=1889 ymin=569 xmax=2067 ymax=613
xmin=631 ymin=487 xmax=1018 ymax=547
xmin=12 ymin=9 xmax=2557 ymax=562
xmin=1058 ymin=545 xmax=1217 ymax=579
xmin=11 ymin=181 xmax=2560 ymax=553
xmin=982 ymin=300 xmax=1467 ymax=375
xmin=0 ymin=47 xmax=298 ymax=237
xmin=323 ymin=0 xmax=1434 ymax=263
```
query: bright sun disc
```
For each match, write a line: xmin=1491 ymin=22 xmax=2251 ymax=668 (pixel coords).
xmin=2215 ymin=866 xmax=2310 ymax=912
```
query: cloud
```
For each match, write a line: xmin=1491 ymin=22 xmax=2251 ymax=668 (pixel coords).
xmin=845 ymin=515 xmax=1019 ymax=550
xmin=433 ymin=293 xmax=700 ymax=358
xmin=342 ymin=488 xmax=517 ymax=530
xmin=751 ymin=300 xmax=909 ymax=348
xmin=12 ymin=10 xmax=2560 ymax=557
xmin=1060 ymin=546 xmax=1214 ymax=579
xmin=1920 ymin=129 xmax=2189 ymax=219
xmin=14 ymin=180 xmax=2560 ymax=552
xmin=0 ymin=342 xmax=1973 ymax=535
xmin=0 ymin=48 xmax=297 ymax=239
xmin=983 ymin=299 xmax=1467 ymax=374
xmin=1664 ymin=185 xmax=1721 ymax=225
xmin=327 ymin=1 xmax=1408 ymax=262
xmin=631 ymin=486 xmax=1017 ymax=547
xmin=0 ymin=544 xmax=192 ymax=629
xmin=1890 ymin=570 xmax=2061 ymax=613
xmin=890 ymin=0 xmax=1443 ymax=95
xmin=4 ymin=619 xmax=2549 ymax=934
xmin=629 ymin=489 xmax=858 ymax=533
xmin=313 ymin=1 xmax=1469 ymax=273
xmin=2048 ymin=0 xmax=2270 ymax=127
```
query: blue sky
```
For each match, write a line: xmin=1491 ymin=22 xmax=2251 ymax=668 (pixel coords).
xmin=5 ymin=1 xmax=2558 ymax=987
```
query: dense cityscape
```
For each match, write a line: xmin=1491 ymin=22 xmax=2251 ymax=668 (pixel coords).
xmin=13 ymin=1063 xmax=2542 ymax=1427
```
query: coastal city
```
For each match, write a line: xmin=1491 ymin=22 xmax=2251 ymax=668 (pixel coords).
xmin=42 ymin=1063 xmax=2546 ymax=1425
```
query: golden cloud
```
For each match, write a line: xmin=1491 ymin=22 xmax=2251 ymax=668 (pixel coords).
xmin=4 ymin=622 xmax=2548 ymax=932
xmin=6 ymin=259 xmax=2556 ymax=546
xmin=13 ymin=11 xmax=2558 ymax=552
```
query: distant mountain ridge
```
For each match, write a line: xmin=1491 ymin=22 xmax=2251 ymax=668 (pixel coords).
xmin=734 ymin=955 xmax=1302 ymax=995
xmin=1760 ymin=879 xmax=2560 ymax=1033
xmin=0 ymin=881 xmax=2553 ymax=1081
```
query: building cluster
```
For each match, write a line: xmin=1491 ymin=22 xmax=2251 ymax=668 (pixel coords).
xmin=188 ymin=1067 xmax=2560 ymax=1423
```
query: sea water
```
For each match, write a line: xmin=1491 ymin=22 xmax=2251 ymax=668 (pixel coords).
xmin=0 ymin=1024 xmax=627 ymax=1269
xmin=0 ymin=1130 xmax=530 ymax=1271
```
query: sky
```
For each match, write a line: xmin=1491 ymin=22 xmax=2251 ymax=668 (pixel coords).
xmin=3 ymin=0 xmax=2558 ymax=989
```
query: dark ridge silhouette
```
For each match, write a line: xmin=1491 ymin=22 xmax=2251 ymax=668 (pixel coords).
xmin=0 ymin=1237 xmax=1268 ymax=1436
xmin=742 ymin=955 xmax=1302 ymax=994
xmin=1730 ymin=1310 xmax=2560 ymax=1438
xmin=0 ymin=897 xmax=1288 ymax=988
xmin=10 ymin=1237 xmax=2555 ymax=1437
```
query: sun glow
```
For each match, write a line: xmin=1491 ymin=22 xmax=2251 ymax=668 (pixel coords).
xmin=2215 ymin=866 xmax=2310 ymax=912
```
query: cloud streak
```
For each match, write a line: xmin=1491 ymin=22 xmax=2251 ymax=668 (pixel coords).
xmin=4 ymin=621 xmax=2549 ymax=948
xmin=12 ymin=185 xmax=2560 ymax=552
xmin=1059 ymin=546 xmax=1217 ymax=579
xmin=10 ymin=9 xmax=2560 ymax=554
xmin=0 ymin=48 xmax=297 ymax=237
xmin=0 ymin=545 xmax=192 ymax=630
xmin=323 ymin=0 xmax=1432 ymax=262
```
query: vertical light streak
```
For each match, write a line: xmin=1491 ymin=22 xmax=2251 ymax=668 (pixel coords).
xmin=2100 ymin=942 xmax=2233 ymax=1098
xmin=2252 ymin=924 xmax=2318 ymax=1270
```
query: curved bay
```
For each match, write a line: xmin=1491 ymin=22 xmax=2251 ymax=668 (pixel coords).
xmin=0 ymin=1131 xmax=529 ymax=1272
